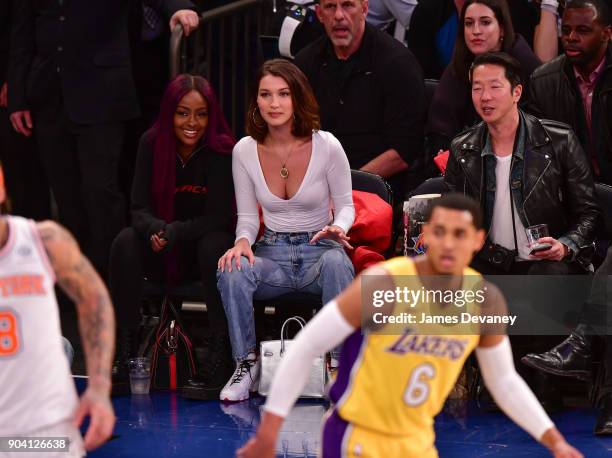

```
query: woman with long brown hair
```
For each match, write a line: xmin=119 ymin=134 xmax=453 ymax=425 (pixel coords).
xmin=216 ymin=59 xmax=355 ymax=402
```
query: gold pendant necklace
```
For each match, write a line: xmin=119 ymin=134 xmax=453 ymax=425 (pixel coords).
xmin=278 ymin=140 xmax=299 ymax=180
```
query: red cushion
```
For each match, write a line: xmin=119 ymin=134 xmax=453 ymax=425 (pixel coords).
xmin=346 ymin=190 xmax=393 ymax=273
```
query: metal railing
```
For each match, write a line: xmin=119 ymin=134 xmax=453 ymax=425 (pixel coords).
xmin=170 ymin=0 xmax=272 ymax=136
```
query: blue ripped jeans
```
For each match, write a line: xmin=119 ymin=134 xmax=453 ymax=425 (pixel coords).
xmin=217 ymin=228 xmax=355 ymax=361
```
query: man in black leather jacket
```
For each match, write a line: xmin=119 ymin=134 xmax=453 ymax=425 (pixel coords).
xmin=525 ymin=0 xmax=612 ymax=185
xmin=445 ymin=53 xmax=601 ymax=276
xmin=445 ymin=51 xmax=606 ymax=428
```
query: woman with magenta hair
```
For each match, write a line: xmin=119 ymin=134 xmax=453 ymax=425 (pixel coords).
xmin=109 ymin=74 xmax=236 ymax=396
xmin=216 ymin=59 xmax=355 ymax=402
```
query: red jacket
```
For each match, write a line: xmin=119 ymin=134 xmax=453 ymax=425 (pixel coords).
xmin=346 ymin=190 xmax=393 ymax=273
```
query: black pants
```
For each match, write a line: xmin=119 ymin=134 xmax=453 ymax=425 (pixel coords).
xmin=470 ymin=256 xmax=586 ymax=275
xmin=121 ymin=34 xmax=170 ymax=213
xmin=579 ymin=246 xmax=612 ymax=397
xmin=109 ymin=227 xmax=234 ymax=334
xmin=0 ymin=107 xmax=51 ymax=220
xmin=471 ymin=255 xmax=586 ymax=394
xmin=34 ymin=107 xmax=126 ymax=279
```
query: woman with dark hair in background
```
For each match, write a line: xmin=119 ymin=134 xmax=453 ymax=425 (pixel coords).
xmin=109 ymin=74 xmax=236 ymax=396
xmin=426 ymin=0 xmax=541 ymax=153
xmin=216 ymin=59 xmax=355 ymax=402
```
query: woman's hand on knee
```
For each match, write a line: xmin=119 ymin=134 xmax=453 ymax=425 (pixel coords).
xmin=310 ymin=225 xmax=353 ymax=249
xmin=218 ymin=238 xmax=255 ymax=272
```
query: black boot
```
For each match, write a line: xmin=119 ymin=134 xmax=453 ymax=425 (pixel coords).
xmin=521 ymin=324 xmax=593 ymax=381
xmin=182 ymin=332 xmax=234 ymax=400
xmin=595 ymin=394 xmax=612 ymax=436
xmin=112 ymin=328 xmax=138 ymax=396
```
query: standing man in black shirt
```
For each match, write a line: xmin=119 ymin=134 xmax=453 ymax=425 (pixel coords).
xmin=294 ymin=0 xmax=426 ymax=200
xmin=0 ymin=0 xmax=50 ymax=221
xmin=7 ymin=0 xmax=199 ymax=280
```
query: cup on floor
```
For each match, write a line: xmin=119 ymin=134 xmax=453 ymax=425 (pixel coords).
xmin=129 ymin=357 xmax=151 ymax=395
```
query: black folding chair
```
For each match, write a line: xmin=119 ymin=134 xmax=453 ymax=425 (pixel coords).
xmin=408 ymin=176 xmax=445 ymax=198
xmin=351 ymin=169 xmax=393 ymax=205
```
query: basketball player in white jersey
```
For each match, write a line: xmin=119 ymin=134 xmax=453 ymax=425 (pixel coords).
xmin=0 ymin=165 xmax=116 ymax=457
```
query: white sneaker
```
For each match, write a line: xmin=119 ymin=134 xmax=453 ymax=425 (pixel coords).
xmin=220 ymin=357 xmax=260 ymax=402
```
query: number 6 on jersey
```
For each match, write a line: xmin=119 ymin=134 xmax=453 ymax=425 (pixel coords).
xmin=404 ymin=363 xmax=436 ymax=407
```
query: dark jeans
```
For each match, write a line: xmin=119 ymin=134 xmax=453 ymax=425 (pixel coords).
xmin=0 ymin=107 xmax=51 ymax=220
xmin=109 ymin=227 xmax=234 ymax=334
xmin=34 ymin=106 xmax=126 ymax=279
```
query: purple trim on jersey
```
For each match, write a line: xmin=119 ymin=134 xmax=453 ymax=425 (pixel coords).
xmin=322 ymin=409 xmax=348 ymax=458
xmin=329 ymin=330 xmax=364 ymax=403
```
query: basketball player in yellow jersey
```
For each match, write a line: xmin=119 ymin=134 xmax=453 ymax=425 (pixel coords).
xmin=237 ymin=194 xmax=582 ymax=458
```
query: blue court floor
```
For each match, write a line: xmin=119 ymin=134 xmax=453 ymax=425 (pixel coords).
xmin=80 ymin=380 xmax=612 ymax=458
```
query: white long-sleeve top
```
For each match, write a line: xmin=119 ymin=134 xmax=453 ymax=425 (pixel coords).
xmin=232 ymin=130 xmax=355 ymax=245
